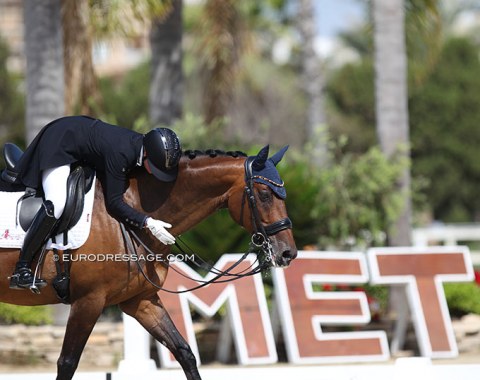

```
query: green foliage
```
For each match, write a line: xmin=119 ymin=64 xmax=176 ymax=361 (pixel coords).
xmin=326 ymin=60 xmax=376 ymax=154
xmin=0 ymin=303 xmax=52 ymax=325
xmin=175 ymin=209 xmax=251 ymax=264
xmin=229 ymin=55 xmax=307 ymax=148
xmin=99 ymin=60 xmax=150 ymax=128
xmin=89 ymin=0 xmax=171 ymax=38
xmin=170 ymin=113 xmax=227 ymax=150
xmin=410 ymin=38 xmax=480 ymax=222
xmin=283 ymin=143 xmax=406 ymax=249
xmin=0 ymin=37 xmax=25 ymax=149
xmin=326 ymin=36 xmax=480 ymax=223
xmin=363 ymin=284 xmax=389 ymax=316
xmin=444 ymin=282 xmax=480 ymax=317
xmin=339 ymin=0 xmax=442 ymax=85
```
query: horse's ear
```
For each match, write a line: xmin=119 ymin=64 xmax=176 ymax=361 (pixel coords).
xmin=270 ymin=145 xmax=289 ymax=166
xmin=252 ymin=145 xmax=270 ymax=170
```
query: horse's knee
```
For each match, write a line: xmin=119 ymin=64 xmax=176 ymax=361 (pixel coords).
xmin=57 ymin=355 xmax=78 ymax=377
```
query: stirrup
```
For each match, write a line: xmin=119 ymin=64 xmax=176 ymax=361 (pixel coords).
xmin=29 ymin=284 xmax=42 ymax=295
xmin=9 ymin=271 xmax=47 ymax=291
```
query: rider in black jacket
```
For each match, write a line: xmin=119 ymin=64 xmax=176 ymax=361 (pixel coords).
xmin=9 ymin=115 xmax=182 ymax=290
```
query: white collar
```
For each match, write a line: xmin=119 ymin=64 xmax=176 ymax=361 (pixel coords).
xmin=137 ymin=146 xmax=144 ymax=166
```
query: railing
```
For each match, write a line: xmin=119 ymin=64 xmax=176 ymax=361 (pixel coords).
xmin=413 ymin=223 xmax=480 ymax=265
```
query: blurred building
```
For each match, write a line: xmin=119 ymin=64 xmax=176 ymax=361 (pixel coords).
xmin=0 ymin=0 xmax=24 ymax=72
xmin=0 ymin=0 xmax=149 ymax=76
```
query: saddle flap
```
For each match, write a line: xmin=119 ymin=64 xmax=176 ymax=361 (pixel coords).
xmin=18 ymin=191 xmax=44 ymax=231
xmin=54 ymin=166 xmax=87 ymax=234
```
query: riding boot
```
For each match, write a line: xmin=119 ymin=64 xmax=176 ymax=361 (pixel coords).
xmin=9 ymin=200 xmax=58 ymax=290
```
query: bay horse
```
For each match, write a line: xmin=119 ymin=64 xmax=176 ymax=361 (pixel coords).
xmin=0 ymin=145 xmax=297 ymax=380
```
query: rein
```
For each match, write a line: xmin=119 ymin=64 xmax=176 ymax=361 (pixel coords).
xmin=120 ymin=224 xmax=267 ymax=294
xmin=120 ymin=156 xmax=292 ymax=294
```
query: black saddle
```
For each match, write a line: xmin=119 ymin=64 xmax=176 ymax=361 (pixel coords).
xmin=1 ymin=143 xmax=95 ymax=235
xmin=2 ymin=143 xmax=23 ymax=184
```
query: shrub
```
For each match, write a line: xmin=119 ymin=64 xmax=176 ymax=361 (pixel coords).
xmin=0 ymin=303 xmax=52 ymax=325
xmin=0 ymin=36 xmax=25 ymax=151
xmin=283 ymin=143 xmax=406 ymax=249
xmin=444 ymin=282 xmax=480 ymax=317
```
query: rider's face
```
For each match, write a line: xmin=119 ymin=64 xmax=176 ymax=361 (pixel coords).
xmin=143 ymin=150 xmax=152 ymax=174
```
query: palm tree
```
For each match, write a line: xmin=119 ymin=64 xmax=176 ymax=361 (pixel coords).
xmin=61 ymin=0 xmax=98 ymax=115
xmin=62 ymin=0 xmax=172 ymax=119
xmin=374 ymin=0 xmax=413 ymax=357
xmin=373 ymin=0 xmax=411 ymax=247
xmin=24 ymin=0 xmax=65 ymax=143
xmin=296 ymin=0 xmax=328 ymax=166
xmin=149 ymin=0 xmax=183 ymax=126
xmin=198 ymin=0 xmax=244 ymax=125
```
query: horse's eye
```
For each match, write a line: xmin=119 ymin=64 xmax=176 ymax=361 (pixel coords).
xmin=258 ymin=189 xmax=272 ymax=203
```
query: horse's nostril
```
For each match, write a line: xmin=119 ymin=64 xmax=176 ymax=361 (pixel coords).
xmin=282 ymin=249 xmax=297 ymax=262
xmin=276 ymin=250 xmax=295 ymax=267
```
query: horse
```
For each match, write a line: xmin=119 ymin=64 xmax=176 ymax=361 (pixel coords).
xmin=0 ymin=145 xmax=297 ymax=380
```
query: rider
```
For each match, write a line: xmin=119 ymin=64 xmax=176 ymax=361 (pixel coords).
xmin=8 ymin=115 xmax=182 ymax=290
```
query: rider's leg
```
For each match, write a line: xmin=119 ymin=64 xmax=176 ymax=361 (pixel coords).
xmin=9 ymin=165 xmax=70 ymax=290
xmin=42 ymin=165 xmax=70 ymax=219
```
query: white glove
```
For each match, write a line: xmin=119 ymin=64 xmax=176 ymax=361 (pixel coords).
xmin=145 ymin=217 xmax=176 ymax=245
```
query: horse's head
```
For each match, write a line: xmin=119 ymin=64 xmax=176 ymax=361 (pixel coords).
xmin=228 ymin=145 xmax=297 ymax=267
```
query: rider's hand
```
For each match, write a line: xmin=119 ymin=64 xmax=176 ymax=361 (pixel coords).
xmin=145 ymin=217 xmax=176 ymax=245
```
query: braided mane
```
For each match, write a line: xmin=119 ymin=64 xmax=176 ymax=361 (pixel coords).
xmin=183 ymin=149 xmax=247 ymax=160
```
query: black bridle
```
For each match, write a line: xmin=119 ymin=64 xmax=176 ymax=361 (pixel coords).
xmin=242 ymin=156 xmax=292 ymax=263
xmin=120 ymin=156 xmax=292 ymax=294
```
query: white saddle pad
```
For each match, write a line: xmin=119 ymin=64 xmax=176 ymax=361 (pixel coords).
xmin=0 ymin=177 xmax=96 ymax=250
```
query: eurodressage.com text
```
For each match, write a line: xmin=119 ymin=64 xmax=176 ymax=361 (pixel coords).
xmin=52 ymin=253 xmax=195 ymax=263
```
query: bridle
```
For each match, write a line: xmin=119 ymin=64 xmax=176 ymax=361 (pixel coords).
xmin=242 ymin=156 xmax=293 ymax=264
xmin=120 ymin=156 xmax=293 ymax=294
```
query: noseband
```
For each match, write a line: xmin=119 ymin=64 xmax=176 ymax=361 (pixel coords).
xmin=242 ymin=157 xmax=292 ymax=262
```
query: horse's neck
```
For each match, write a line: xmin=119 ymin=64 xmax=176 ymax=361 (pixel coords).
xmin=134 ymin=155 xmax=245 ymax=235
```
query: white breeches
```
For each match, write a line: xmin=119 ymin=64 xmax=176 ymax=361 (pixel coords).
xmin=42 ymin=165 xmax=70 ymax=219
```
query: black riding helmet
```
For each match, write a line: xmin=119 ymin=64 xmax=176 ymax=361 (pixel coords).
xmin=143 ymin=128 xmax=182 ymax=182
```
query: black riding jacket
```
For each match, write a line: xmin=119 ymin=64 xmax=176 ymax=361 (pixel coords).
xmin=15 ymin=116 xmax=147 ymax=228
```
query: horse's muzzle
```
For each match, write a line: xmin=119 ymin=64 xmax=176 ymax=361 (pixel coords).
xmin=273 ymin=246 xmax=297 ymax=267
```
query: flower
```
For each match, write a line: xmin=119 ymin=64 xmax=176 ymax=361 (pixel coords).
xmin=474 ymin=270 xmax=480 ymax=286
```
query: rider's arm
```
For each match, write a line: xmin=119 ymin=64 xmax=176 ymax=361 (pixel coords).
xmin=102 ymin=171 xmax=147 ymax=229
xmin=101 ymin=153 xmax=175 ymax=244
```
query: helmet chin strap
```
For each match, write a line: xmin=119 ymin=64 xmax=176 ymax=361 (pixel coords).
xmin=142 ymin=149 xmax=153 ymax=174
xmin=144 ymin=159 xmax=153 ymax=174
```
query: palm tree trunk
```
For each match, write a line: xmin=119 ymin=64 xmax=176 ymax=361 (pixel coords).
xmin=373 ymin=0 xmax=412 ymax=355
xmin=297 ymin=0 xmax=328 ymax=167
xmin=201 ymin=0 xmax=240 ymax=125
xmin=149 ymin=0 xmax=183 ymax=126
xmin=24 ymin=0 xmax=64 ymax=144
xmin=373 ymin=0 xmax=411 ymax=246
xmin=61 ymin=0 xmax=99 ymax=115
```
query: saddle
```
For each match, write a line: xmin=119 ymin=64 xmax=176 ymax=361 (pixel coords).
xmin=1 ymin=143 xmax=95 ymax=234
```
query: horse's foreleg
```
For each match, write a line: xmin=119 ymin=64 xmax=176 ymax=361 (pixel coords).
xmin=120 ymin=295 xmax=202 ymax=380
xmin=56 ymin=296 xmax=105 ymax=380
